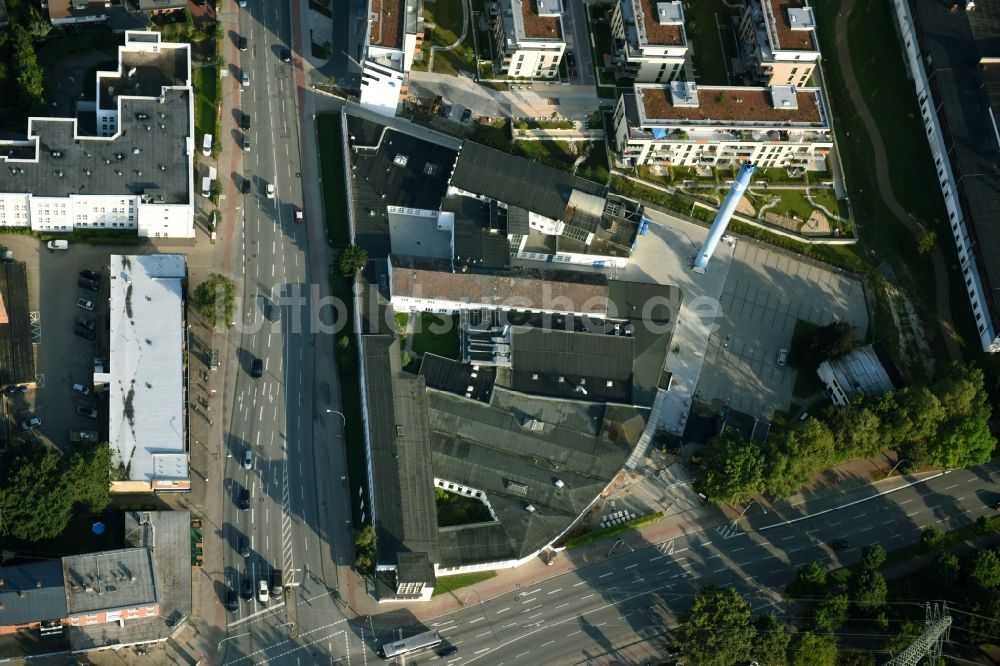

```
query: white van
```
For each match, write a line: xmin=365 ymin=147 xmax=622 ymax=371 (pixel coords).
xmin=201 ymin=176 xmax=211 ymax=198
xmin=46 ymin=240 xmax=69 ymax=251
xmin=202 ymin=134 xmax=213 ymax=156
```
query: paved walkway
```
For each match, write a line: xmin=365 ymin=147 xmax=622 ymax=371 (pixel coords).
xmin=833 ymin=0 xmax=962 ymax=362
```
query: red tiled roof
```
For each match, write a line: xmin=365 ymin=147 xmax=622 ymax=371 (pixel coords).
xmin=521 ymin=0 xmax=561 ymax=39
xmin=769 ymin=0 xmax=814 ymax=51
xmin=638 ymin=0 xmax=683 ymax=46
xmin=370 ymin=0 xmax=403 ymax=48
xmin=640 ymin=87 xmax=822 ymax=123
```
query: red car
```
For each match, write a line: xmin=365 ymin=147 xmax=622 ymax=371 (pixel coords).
xmin=293 ymin=206 xmax=303 ymax=224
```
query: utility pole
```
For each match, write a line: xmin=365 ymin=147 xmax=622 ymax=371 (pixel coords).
xmin=883 ymin=602 xmax=951 ymax=666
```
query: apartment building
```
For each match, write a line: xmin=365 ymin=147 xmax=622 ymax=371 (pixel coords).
xmin=609 ymin=0 xmax=687 ymax=83
xmin=492 ymin=0 xmax=565 ymax=78
xmin=738 ymin=0 xmax=818 ymax=87
xmin=0 ymin=31 xmax=194 ymax=238
xmin=612 ymin=81 xmax=831 ymax=169
xmin=360 ymin=0 xmax=422 ymax=115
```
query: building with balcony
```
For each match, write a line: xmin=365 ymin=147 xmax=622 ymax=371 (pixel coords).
xmin=360 ymin=0 xmax=423 ymax=116
xmin=491 ymin=0 xmax=565 ymax=78
xmin=612 ymin=82 xmax=832 ymax=169
xmin=609 ymin=0 xmax=687 ymax=83
xmin=738 ymin=0 xmax=818 ymax=87
xmin=0 ymin=31 xmax=194 ymax=238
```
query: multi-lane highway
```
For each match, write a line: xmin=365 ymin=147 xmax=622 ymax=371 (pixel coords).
xmin=376 ymin=465 xmax=1000 ymax=665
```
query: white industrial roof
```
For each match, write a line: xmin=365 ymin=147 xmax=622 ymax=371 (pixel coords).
xmin=105 ymin=254 xmax=187 ymax=483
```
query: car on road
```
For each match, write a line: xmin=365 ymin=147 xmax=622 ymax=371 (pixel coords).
xmin=460 ymin=108 xmax=472 ymax=123
xmin=47 ymin=240 xmax=69 ymax=251
xmin=241 ymin=179 xmax=251 ymax=194
xmin=77 ymin=298 xmax=94 ymax=311
xmin=241 ymin=71 xmax=250 ymax=87
xmin=776 ymin=348 xmax=788 ymax=367
xmin=566 ymin=51 xmax=576 ymax=69
xmin=75 ymin=326 xmax=96 ymax=341
xmin=437 ymin=646 xmax=458 ymax=657
xmin=72 ymin=383 xmax=90 ymax=396
xmin=238 ymin=536 xmax=251 ymax=558
xmin=76 ymin=315 xmax=95 ymax=332
xmin=238 ymin=36 xmax=248 ymax=51
xmin=243 ymin=449 xmax=253 ymax=470
xmin=78 ymin=277 xmax=99 ymax=292
xmin=257 ymin=579 xmax=269 ymax=603
xmin=79 ymin=269 xmax=100 ymax=281
xmin=77 ymin=405 xmax=98 ymax=420
xmin=225 ymin=588 xmax=239 ymax=612
xmin=831 ymin=539 xmax=850 ymax=550
xmin=280 ymin=48 xmax=291 ymax=62
xmin=243 ymin=135 xmax=251 ymax=151
xmin=21 ymin=416 xmax=41 ymax=431
xmin=238 ymin=0 xmax=246 ymax=7
xmin=250 ymin=357 xmax=263 ymax=378
xmin=241 ymin=113 xmax=251 ymax=131
xmin=292 ymin=206 xmax=303 ymax=224
xmin=238 ymin=486 xmax=250 ymax=511
xmin=241 ymin=576 xmax=254 ymax=600
xmin=265 ymin=183 xmax=275 ymax=198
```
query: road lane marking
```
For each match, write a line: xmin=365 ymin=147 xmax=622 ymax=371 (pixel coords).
xmin=528 ymin=613 xmax=543 ymax=619
xmin=555 ymin=602 xmax=569 ymax=609
xmin=650 ymin=555 xmax=665 ymax=561
xmin=546 ymin=588 xmax=562 ymax=594
xmin=526 ymin=588 xmax=542 ymax=594
xmin=713 ymin=567 xmax=727 ymax=573
xmin=567 ymin=631 xmax=581 ymax=637
xmin=540 ymin=641 xmax=555 ymax=648
xmin=731 ymin=547 xmax=744 ymax=552
xmin=496 ymin=607 xmax=510 ymax=614
xmin=624 ymin=564 xmax=638 ymax=570
xmin=476 ymin=631 xmax=490 ymax=638
xmin=598 ymin=572 xmax=613 ymax=578
xmin=469 ymin=618 xmax=484 ymax=624
xmin=520 ymin=597 xmax=536 ymax=604
xmin=781 ymin=535 xmax=795 ymax=541
xmin=573 ymin=581 xmax=585 ymax=587
xmin=581 ymin=593 xmax=594 ymax=599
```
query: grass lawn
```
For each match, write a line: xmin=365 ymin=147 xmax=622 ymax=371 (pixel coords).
xmin=410 ymin=312 xmax=461 ymax=359
xmin=810 ymin=188 xmax=849 ymax=219
xmin=685 ymin=0 xmax=737 ymax=85
xmin=423 ymin=0 xmax=472 ymax=75
xmin=317 ymin=115 xmax=350 ymax=246
xmin=435 ymin=487 xmax=493 ymax=527
xmin=192 ymin=65 xmax=218 ymax=141
xmin=469 ymin=119 xmax=512 ymax=151
xmin=768 ymin=189 xmax=816 ymax=221
xmin=432 ymin=570 xmax=497 ymax=597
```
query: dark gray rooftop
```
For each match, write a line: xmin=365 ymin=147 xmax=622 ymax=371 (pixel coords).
xmin=0 ymin=261 xmax=35 ymax=386
xmin=451 ymin=141 xmax=606 ymax=221
xmin=364 ymin=335 xmax=440 ymax=566
xmin=608 ymin=280 xmax=679 ymax=405
xmin=63 ymin=548 xmax=158 ymax=616
xmin=429 ymin=389 xmax=647 ymax=566
xmin=506 ymin=327 xmax=635 ymax=403
xmin=913 ymin=0 xmax=1000 ymax=326
xmin=0 ymin=560 xmax=67 ymax=626
xmin=0 ymin=89 xmax=192 ymax=204
xmin=419 ymin=353 xmax=496 ymax=402
xmin=447 ymin=195 xmax=510 ymax=271
xmin=99 ymin=45 xmax=189 ymax=108
xmin=136 ymin=0 xmax=185 ymax=10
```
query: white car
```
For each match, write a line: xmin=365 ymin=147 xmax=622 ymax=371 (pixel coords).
xmin=243 ymin=450 xmax=253 ymax=470
xmin=72 ymin=383 xmax=90 ymax=396
xmin=238 ymin=0 xmax=246 ymax=6
xmin=241 ymin=71 xmax=250 ymax=87
xmin=258 ymin=579 xmax=269 ymax=603
xmin=776 ymin=348 xmax=788 ymax=367
xmin=266 ymin=183 xmax=275 ymax=199
xmin=21 ymin=416 xmax=41 ymax=431
xmin=76 ymin=298 xmax=94 ymax=311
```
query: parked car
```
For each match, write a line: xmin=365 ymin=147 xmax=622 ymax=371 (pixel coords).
xmin=257 ymin=579 xmax=269 ymax=603
xmin=78 ymin=277 xmax=99 ymax=292
xmin=241 ymin=179 xmax=252 ymax=194
xmin=776 ymin=348 xmax=788 ymax=367
xmin=76 ymin=315 xmax=95 ymax=331
xmin=269 ymin=569 xmax=283 ymax=599
xmin=77 ymin=406 xmax=98 ymax=420
xmin=243 ymin=135 xmax=251 ymax=151
xmin=79 ymin=269 xmax=100 ymax=281
xmin=439 ymin=104 xmax=453 ymax=119
xmin=225 ymin=588 xmax=239 ymax=612
xmin=238 ymin=486 xmax=250 ymax=510
xmin=21 ymin=416 xmax=41 ymax=431
xmin=72 ymin=383 xmax=90 ymax=396
xmin=46 ymin=240 xmax=69 ymax=251
xmin=241 ymin=71 xmax=250 ymax=87
xmin=238 ymin=536 xmax=251 ymax=558
xmin=251 ymin=357 xmax=263 ymax=378
xmin=243 ymin=449 xmax=253 ymax=470
xmin=292 ymin=206 xmax=303 ymax=224
xmin=437 ymin=645 xmax=458 ymax=657
xmin=280 ymin=48 xmax=291 ymax=62
xmin=566 ymin=51 xmax=576 ymax=69
xmin=238 ymin=0 xmax=247 ymax=7
xmin=238 ymin=36 xmax=248 ymax=51
xmin=265 ymin=183 xmax=275 ymax=198
xmin=77 ymin=298 xmax=94 ymax=311
xmin=460 ymin=108 xmax=473 ymax=123
xmin=241 ymin=576 xmax=254 ymax=600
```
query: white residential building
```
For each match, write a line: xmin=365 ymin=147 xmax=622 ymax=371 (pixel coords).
xmin=103 ymin=254 xmax=189 ymax=493
xmin=0 ymin=31 xmax=195 ymax=238
xmin=612 ymin=82 xmax=832 ymax=169
xmin=360 ymin=0 xmax=422 ymax=116
xmin=492 ymin=0 xmax=566 ymax=79
xmin=738 ymin=0 xmax=819 ymax=87
xmin=609 ymin=0 xmax=687 ymax=83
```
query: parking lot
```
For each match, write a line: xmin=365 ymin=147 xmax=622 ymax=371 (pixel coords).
xmin=0 ymin=237 xmax=162 ymax=453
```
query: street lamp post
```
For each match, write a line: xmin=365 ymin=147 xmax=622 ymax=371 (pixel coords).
xmin=739 ymin=500 xmax=766 ymax=519
xmin=324 ymin=408 xmax=346 ymax=427
xmin=886 ymin=458 xmax=908 ymax=478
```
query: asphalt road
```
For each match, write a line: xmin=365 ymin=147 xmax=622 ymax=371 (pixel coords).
xmin=215 ymin=1 xmax=363 ymax=662
xmin=373 ymin=464 xmax=1000 ymax=665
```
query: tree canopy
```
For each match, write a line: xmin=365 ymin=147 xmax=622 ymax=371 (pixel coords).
xmin=680 ymin=586 xmax=756 ymax=666
xmin=801 ymin=321 xmax=859 ymax=366
xmin=700 ymin=429 xmax=766 ymax=504
xmin=191 ymin=273 xmax=237 ymax=328
xmin=338 ymin=245 xmax=369 ymax=277
xmin=12 ymin=28 xmax=44 ymax=113
xmin=0 ymin=441 xmax=112 ymax=541
xmin=789 ymin=632 xmax=837 ymax=666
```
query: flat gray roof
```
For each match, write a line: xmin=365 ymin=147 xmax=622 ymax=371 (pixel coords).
xmin=0 ymin=560 xmax=67 ymax=626
xmin=63 ymin=548 xmax=158 ymax=615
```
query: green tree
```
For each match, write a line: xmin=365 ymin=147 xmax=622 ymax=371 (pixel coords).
xmin=766 ymin=417 xmax=836 ymax=498
xmin=927 ymin=408 xmax=995 ymax=469
xmin=921 ymin=526 xmax=945 ymax=548
xmin=680 ymin=586 xmax=755 ymax=666
xmin=791 ymin=561 xmax=827 ymax=596
xmin=854 ymin=569 xmax=887 ymax=612
xmin=933 ymin=363 xmax=986 ymax=420
xmin=353 ymin=524 xmax=376 ymax=574
xmin=915 ymin=229 xmax=937 ymax=254
xmin=700 ymin=429 xmax=766 ymax=504
xmin=12 ymin=28 xmax=45 ymax=112
xmin=802 ymin=321 xmax=859 ymax=365
xmin=751 ymin=613 xmax=789 ymax=666
xmin=860 ymin=544 xmax=886 ymax=571
xmin=932 ymin=552 xmax=961 ymax=587
xmin=191 ymin=273 xmax=237 ymax=328
xmin=788 ymin=631 xmax=837 ymax=666
xmin=813 ymin=593 xmax=849 ymax=632
xmin=65 ymin=441 xmax=113 ymax=512
xmin=969 ymin=548 xmax=1000 ymax=589
xmin=338 ymin=245 xmax=368 ymax=277
xmin=825 ymin=402 xmax=884 ymax=459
